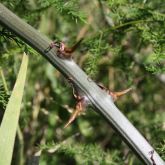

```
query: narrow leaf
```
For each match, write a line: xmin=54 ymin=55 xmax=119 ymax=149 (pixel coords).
xmin=0 ymin=52 xmax=28 ymax=165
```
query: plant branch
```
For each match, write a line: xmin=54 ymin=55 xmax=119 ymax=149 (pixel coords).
xmin=0 ymin=3 xmax=164 ymax=165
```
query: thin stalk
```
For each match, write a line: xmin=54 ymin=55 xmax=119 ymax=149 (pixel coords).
xmin=0 ymin=67 xmax=9 ymax=95
xmin=17 ymin=125 xmax=24 ymax=165
xmin=112 ymin=19 xmax=152 ymax=30
xmin=0 ymin=4 xmax=164 ymax=165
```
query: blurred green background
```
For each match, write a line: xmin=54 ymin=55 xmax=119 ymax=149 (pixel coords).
xmin=0 ymin=0 xmax=165 ymax=164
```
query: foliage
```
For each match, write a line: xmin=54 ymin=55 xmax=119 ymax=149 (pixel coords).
xmin=0 ymin=0 xmax=165 ymax=164
xmin=0 ymin=83 xmax=9 ymax=109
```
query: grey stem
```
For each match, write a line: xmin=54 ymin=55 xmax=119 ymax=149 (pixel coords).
xmin=0 ymin=4 xmax=164 ymax=165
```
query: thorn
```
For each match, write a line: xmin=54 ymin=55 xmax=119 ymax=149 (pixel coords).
xmin=58 ymin=39 xmax=83 ymax=59
xmin=65 ymin=38 xmax=83 ymax=53
xmin=45 ymin=39 xmax=83 ymax=58
xmin=64 ymin=99 xmax=83 ymax=128
xmin=64 ymin=109 xmax=80 ymax=128
xmin=109 ymin=87 xmax=132 ymax=101
xmin=64 ymin=76 xmax=89 ymax=128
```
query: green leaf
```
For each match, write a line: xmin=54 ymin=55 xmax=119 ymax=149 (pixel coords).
xmin=0 ymin=52 xmax=28 ymax=165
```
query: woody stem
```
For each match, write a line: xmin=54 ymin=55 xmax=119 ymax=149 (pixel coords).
xmin=0 ymin=4 xmax=164 ymax=165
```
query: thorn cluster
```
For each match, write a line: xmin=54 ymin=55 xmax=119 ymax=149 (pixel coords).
xmin=44 ymin=39 xmax=132 ymax=127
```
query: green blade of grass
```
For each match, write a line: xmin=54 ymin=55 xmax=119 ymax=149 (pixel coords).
xmin=0 ymin=52 xmax=28 ymax=165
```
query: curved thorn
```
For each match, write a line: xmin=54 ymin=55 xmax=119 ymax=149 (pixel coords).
xmin=64 ymin=101 xmax=83 ymax=128
xmin=110 ymin=87 xmax=132 ymax=101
